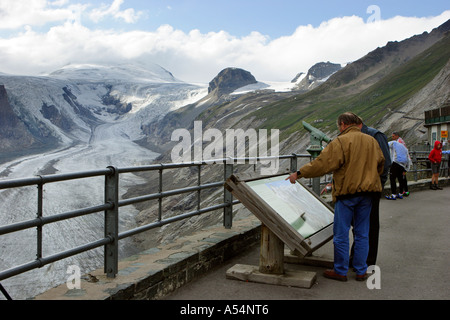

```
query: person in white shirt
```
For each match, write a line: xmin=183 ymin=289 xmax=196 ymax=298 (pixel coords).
xmin=386 ymin=139 xmax=411 ymax=200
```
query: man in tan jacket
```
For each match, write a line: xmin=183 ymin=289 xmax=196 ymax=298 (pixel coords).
xmin=287 ymin=112 xmax=384 ymax=282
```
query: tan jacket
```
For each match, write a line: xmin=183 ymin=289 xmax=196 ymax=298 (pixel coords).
xmin=299 ymin=126 xmax=385 ymax=202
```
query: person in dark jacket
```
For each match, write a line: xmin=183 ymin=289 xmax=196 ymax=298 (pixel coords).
xmin=349 ymin=120 xmax=391 ymax=268
xmin=428 ymin=140 xmax=443 ymax=190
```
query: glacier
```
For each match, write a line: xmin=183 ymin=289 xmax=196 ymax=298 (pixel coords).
xmin=0 ymin=62 xmax=209 ymax=300
xmin=0 ymin=61 xmax=305 ymax=299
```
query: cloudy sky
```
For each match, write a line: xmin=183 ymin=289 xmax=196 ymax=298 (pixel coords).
xmin=0 ymin=0 xmax=449 ymax=83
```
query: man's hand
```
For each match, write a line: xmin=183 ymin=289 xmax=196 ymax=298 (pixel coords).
xmin=286 ymin=172 xmax=299 ymax=184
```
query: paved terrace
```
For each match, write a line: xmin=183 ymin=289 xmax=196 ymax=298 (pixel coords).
xmin=33 ymin=179 xmax=449 ymax=301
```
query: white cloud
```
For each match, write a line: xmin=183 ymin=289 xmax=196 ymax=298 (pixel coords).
xmin=89 ymin=0 xmax=143 ymax=24
xmin=0 ymin=0 xmax=143 ymax=30
xmin=0 ymin=0 xmax=76 ymax=29
xmin=0 ymin=5 xmax=449 ymax=83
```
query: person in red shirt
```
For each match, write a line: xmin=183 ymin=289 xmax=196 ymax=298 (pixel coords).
xmin=428 ymin=141 xmax=443 ymax=190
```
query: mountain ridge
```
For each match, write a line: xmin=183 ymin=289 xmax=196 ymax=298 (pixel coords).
xmin=127 ymin=22 xmax=450 ymax=250
xmin=1 ymin=20 xmax=449 ymax=163
xmin=238 ymin=19 xmax=450 ymax=144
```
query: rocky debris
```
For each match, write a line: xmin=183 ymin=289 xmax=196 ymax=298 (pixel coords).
xmin=0 ymin=85 xmax=35 ymax=152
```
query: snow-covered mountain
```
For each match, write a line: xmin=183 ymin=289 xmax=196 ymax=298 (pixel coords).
xmin=0 ymin=62 xmax=208 ymax=161
xmin=0 ymin=62 xmax=210 ymax=300
xmin=293 ymin=62 xmax=342 ymax=91
xmin=48 ymin=62 xmax=179 ymax=83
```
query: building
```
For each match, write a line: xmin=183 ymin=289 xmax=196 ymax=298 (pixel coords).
xmin=424 ymin=100 xmax=450 ymax=145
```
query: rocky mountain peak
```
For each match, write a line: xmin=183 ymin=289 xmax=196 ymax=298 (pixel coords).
xmin=293 ymin=61 xmax=342 ymax=91
xmin=208 ymin=67 xmax=257 ymax=96
xmin=307 ymin=62 xmax=342 ymax=79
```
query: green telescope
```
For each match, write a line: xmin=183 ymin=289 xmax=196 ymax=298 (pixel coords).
xmin=302 ymin=121 xmax=331 ymax=157
xmin=302 ymin=121 xmax=331 ymax=195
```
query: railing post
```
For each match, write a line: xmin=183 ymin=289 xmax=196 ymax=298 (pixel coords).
xmin=224 ymin=162 xmax=234 ymax=229
xmin=158 ymin=167 xmax=163 ymax=221
xmin=104 ymin=166 xmax=119 ymax=278
xmin=447 ymin=154 xmax=449 ymax=178
xmin=444 ymin=153 xmax=449 ymax=178
xmin=197 ymin=164 xmax=201 ymax=211
xmin=412 ymin=150 xmax=418 ymax=181
xmin=36 ymin=179 xmax=43 ymax=262
xmin=290 ymin=154 xmax=298 ymax=173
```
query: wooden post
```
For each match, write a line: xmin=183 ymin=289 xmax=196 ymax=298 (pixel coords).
xmin=226 ymin=224 xmax=317 ymax=288
xmin=259 ymin=224 xmax=284 ymax=274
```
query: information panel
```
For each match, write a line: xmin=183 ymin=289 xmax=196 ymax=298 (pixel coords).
xmin=225 ymin=173 xmax=334 ymax=256
xmin=246 ymin=175 xmax=333 ymax=238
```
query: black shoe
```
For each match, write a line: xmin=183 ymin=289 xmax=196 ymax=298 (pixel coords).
xmin=356 ymin=273 xmax=369 ymax=281
xmin=436 ymin=185 xmax=443 ymax=190
xmin=431 ymin=184 xmax=437 ymax=190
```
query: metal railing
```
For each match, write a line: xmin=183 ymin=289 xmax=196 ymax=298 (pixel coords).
xmin=0 ymin=154 xmax=309 ymax=286
xmin=409 ymin=151 xmax=449 ymax=180
xmin=0 ymin=150 xmax=447 ymax=296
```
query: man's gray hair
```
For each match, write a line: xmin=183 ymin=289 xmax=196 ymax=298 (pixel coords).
xmin=338 ymin=112 xmax=363 ymax=126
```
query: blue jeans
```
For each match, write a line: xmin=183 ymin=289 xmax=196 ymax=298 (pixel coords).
xmin=333 ymin=195 xmax=372 ymax=276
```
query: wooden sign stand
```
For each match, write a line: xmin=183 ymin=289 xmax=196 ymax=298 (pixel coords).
xmin=226 ymin=224 xmax=317 ymax=289
xmin=224 ymin=173 xmax=334 ymax=289
xmin=260 ymin=224 xmax=285 ymax=274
